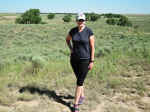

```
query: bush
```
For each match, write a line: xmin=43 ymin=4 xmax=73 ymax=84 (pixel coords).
xmin=15 ymin=18 xmax=23 ymax=24
xmin=47 ymin=13 xmax=55 ymax=19
xmin=31 ymin=56 xmax=46 ymax=74
xmin=85 ymin=13 xmax=100 ymax=21
xmin=102 ymin=13 xmax=123 ymax=18
xmin=62 ymin=15 xmax=71 ymax=22
xmin=106 ymin=18 xmax=118 ymax=25
xmin=85 ymin=13 xmax=91 ymax=21
xmin=117 ymin=16 xmax=132 ymax=27
xmin=90 ymin=13 xmax=100 ymax=21
xmin=15 ymin=9 xmax=42 ymax=24
xmin=105 ymin=14 xmax=132 ymax=27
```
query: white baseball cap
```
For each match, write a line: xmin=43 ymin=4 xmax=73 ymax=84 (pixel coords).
xmin=76 ymin=13 xmax=86 ymax=21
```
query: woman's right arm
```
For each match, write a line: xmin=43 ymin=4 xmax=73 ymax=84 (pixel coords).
xmin=66 ymin=34 xmax=73 ymax=53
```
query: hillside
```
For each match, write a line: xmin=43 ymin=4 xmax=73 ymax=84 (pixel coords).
xmin=0 ymin=14 xmax=150 ymax=112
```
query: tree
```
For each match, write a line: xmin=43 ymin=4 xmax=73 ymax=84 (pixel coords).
xmin=15 ymin=9 xmax=42 ymax=24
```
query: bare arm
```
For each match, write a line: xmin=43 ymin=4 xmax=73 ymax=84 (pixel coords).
xmin=90 ymin=35 xmax=95 ymax=61
xmin=66 ymin=34 xmax=73 ymax=53
xmin=88 ymin=35 xmax=95 ymax=70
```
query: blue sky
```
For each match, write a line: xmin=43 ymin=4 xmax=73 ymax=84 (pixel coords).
xmin=0 ymin=0 xmax=150 ymax=14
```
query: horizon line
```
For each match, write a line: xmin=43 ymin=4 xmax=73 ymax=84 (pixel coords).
xmin=0 ymin=12 xmax=150 ymax=15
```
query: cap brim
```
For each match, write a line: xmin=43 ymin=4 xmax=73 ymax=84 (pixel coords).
xmin=77 ymin=17 xmax=85 ymax=20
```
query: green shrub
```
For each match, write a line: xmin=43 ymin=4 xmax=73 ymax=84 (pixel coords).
xmin=90 ymin=13 xmax=100 ymax=21
xmin=15 ymin=9 xmax=42 ymax=24
xmin=85 ymin=13 xmax=89 ymax=21
xmin=15 ymin=17 xmax=23 ymax=24
xmin=47 ymin=13 xmax=55 ymax=19
xmin=106 ymin=18 xmax=118 ymax=25
xmin=117 ymin=16 xmax=132 ymax=27
xmin=102 ymin=13 xmax=123 ymax=18
xmin=31 ymin=56 xmax=46 ymax=74
xmin=105 ymin=14 xmax=132 ymax=27
xmin=62 ymin=15 xmax=71 ymax=22
xmin=85 ymin=13 xmax=100 ymax=21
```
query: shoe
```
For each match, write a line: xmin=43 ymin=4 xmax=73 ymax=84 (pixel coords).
xmin=78 ymin=96 xmax=85 ymax=105
xmin=73 ymin=104 xmax=79 ymax=112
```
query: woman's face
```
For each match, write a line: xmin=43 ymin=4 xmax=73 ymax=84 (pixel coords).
xmin=77 ymin=19 xmax=85 ymax=27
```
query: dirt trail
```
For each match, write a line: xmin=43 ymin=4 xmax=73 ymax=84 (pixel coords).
xmin=90 ymin=94 xmax=150 ymax=112
xmin=0 ymin=105 xmax=12 ymax=112
xmin=91 ymin=102 xmax=105 ymax=112
xmin=0 ymin=93 xmax=149 ymax=112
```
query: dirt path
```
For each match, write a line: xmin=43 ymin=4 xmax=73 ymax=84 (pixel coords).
xmin=0 ymin=105 xmax=12 ymax=112
xmin=91 ymin=102 xmax=105 ymax=112
xmin=90 ymin=94 xmax=150 ymax=112
xmin=0 ymin=93 xmax=149 ymax=112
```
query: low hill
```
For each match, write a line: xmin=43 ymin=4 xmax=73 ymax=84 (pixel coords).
xmin=0 ymin=14 xmax=150 ymax=112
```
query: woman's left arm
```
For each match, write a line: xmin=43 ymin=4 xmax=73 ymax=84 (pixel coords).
xmin=88 ymin=35 xmax=95 ymax=70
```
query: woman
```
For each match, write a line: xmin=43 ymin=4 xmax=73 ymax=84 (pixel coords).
xmin=66 ymin=13 xmax=95 ymax=112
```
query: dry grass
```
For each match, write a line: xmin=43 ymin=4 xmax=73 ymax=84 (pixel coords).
xmin=0 ymin=14 xmax=150 ymax=112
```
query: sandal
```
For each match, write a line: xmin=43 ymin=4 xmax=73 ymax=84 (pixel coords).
xmin=74 ymin=104 xmax=79 ymax=112
xmin=78 ymin=96 xmax=85 ymax=105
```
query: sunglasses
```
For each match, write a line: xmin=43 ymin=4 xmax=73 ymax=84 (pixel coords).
xmin=78 ymin=19 xmax=85 ymax=22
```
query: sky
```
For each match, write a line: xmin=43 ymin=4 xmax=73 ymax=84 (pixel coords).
xmin=0 ymin=0 xmax=150 ymax=14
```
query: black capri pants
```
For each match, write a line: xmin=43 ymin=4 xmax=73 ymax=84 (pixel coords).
xmin=70 ymin=56 xmax=90 ymax=86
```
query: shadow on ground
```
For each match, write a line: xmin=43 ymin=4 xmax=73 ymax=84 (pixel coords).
xmin=19 ymin=86 xmax=74 ymax=112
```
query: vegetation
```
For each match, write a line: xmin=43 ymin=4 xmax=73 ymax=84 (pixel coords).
xmin=106 ymin=13 xmax=132 ymax=26
xmin=47 ymin=13 xmax=55 ymax=19
xmin=85 ymin=13 xmax=100 ymax=21
xmin=117 ymin=16 xmax=132 ymax=26
xmin=106 ymin=18 xmax=117 ymax=25
xmin=62 ymin=14 xmax=72 ymax=22
xmin=102 ymin=13 xmax=123 ymax=18
xmin=15 ymin=9 xmax=42 ymax=24
xmin=0 ymin=13 xmax=150 ymax=112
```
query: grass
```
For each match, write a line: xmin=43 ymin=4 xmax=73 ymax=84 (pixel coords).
xmin=0 ymin=13 xmax=150 ymax=112
xmin=127 ymin=14 xmax=150 ymax=33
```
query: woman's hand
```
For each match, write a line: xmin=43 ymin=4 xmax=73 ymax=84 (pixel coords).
xmin=88 ymin=62 xmax=94 ymax=70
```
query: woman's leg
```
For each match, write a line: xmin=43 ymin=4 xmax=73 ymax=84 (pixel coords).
xmin=70 ymin=58 xmax=81 ymax=105
xmin=81 ymin=86 xmax=84 ymax=97
xmin=71 ymin=58 xmax=89 ymax=105
xmin=74 ymin=86 xmax=85 ymax=105
xmin=74 ymin=59 xmax=89 ymax=104
xmin=74 ymin=85 xmax=82 ymax=104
